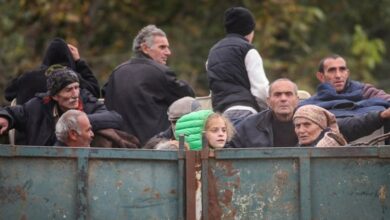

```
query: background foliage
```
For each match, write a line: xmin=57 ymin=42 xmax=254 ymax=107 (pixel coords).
xmin=1 ymin=0 xmax=390 ymax=106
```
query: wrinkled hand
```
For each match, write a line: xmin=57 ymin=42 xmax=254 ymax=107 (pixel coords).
xmin=380 ymin=107 xmax=390 ymax=119
xmin=0 ymin=117 xmax=9 ymax=135
xmin=68 ymin=44 xmax=80 ymax=61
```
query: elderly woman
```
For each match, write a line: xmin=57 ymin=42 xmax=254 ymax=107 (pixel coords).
xmin=293 ymin=105 xmax=347 ymax=147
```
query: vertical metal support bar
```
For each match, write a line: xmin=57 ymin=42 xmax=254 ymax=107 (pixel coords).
xmin=201 ymin=132 xmax=209 ymax=220
xmin=76 ymin=156 xmax=89 ymax=220
xmin=299 ymin=157 xmax=311 ymax=220
xmin=177 ymin=135 xmax=185 ymax=220
xmin=186 ymin=150 xmax=197 ymax=220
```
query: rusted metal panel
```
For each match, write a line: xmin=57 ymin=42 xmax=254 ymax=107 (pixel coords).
xmin=208 ymin=158 xmax=300 ymax=219
xmin=201 ymin=145 xmax=210 ymax=220
xmin=185 ymin=150 xmax=198 ymax=220
xmin=208 ymin=147 xmax=390 ymax=220
xmin=2 ymin=145 xmax=390 ymax=219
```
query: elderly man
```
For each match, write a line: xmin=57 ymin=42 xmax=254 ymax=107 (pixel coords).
xmin=229 ymin=78 xmax=390 ymax=148
xmin=0 ymin=65 xmax=122 ymax=146
xmin=206 ymin=7 xmax=269 ymax=126
xmin=55 ymin=109 xmax=94 ymax=147
xmin=300 ymin=54 xmax=390 ymax=117
xmin=4 ymin=38 xmax=100 ymax=145
xmin=103 ymin=25 xmax=195 ymax=146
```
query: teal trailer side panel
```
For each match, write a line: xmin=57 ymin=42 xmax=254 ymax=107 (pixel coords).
xmin=88 ymin=159 xmax=179 ymax=219
xmin=311 ymin=158 xmax=390 ymax=219
xmin=0 ymin=146 xmax=183 ymax=220
xmin=2 ymin=145 xmax=390 ymax=219
xmin=0 ymin=157 xmax=77 ymax=219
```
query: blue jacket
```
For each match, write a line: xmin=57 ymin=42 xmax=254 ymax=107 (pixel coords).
xmin=299 ymin=80 xmax=390 ymax=117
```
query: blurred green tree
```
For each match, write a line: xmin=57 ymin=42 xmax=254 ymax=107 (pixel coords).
xmin=1 ymin=0 xmax=389 ymax=106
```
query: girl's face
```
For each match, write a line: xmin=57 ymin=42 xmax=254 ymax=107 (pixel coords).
xmin=205 ymin=117 xmax=227 ymax=149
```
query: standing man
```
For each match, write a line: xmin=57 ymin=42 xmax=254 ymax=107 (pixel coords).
xmin=55 ymin=109 xmax=94 ymax=147
xmin=103 ymin=25 xmax=195 ymax=146
xmin=206 ymin=6 xmax=269 ymax=126
xmin=5 ymin=37 xmax=100 ymax=105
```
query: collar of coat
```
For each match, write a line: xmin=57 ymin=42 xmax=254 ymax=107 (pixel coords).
xmin=42 ymin=95 xmax=84 ymax=115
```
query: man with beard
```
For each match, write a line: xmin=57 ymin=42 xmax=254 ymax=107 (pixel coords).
xmin=0 ymin=65 xmax=122 ymax=146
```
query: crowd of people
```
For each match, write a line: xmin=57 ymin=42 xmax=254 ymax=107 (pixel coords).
xmin=1 ymin=6 xmax=389 ymax=149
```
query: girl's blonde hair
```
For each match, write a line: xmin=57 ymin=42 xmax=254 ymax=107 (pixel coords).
xmin=204 ymin=113 xmax=236 ymax=142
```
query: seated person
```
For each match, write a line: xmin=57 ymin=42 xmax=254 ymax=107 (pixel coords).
xmin=299 ymin=54 xmax=390 ymax=143
xmin=55 ymin=109 xmax=94 ymax=147
xmin=144 ymin=96 xmax=201 ymax=149
xmin=204 ymin=112 xmax=236 ymax=149
xmin=174 ymin=110 xmax=235 ymax=220
xmin=174 ymin=110 xmax=235 ymax=150
xmin=4 ymin=38 xmax=100 ymax=145
xmin=293 ymin=105 xmax=347 ymax=147
xmin=229 ymin=78 xmax=390 ymax=148
xmin=0 ymin=65 xmax=122 ymax=146
xmin=300 ymin=54 xmax=390 ymax=116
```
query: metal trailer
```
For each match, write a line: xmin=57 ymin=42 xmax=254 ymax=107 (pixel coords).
xmin=1 ymin=144 xmax=390 ymax=220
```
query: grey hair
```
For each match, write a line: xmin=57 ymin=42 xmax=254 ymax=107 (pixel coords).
xmin=132 ymin=24 xmax=166 ymax=55
xmin=268 ymin=78 xmax=298 ymax=97
xmin=55 ymin=110 xmax=87 ymax=143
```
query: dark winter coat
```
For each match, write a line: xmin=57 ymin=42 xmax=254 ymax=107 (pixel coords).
xmin=207 ymin=34 xmax=259 ymax=112
xmin=0 ymin=89 xmax=123 ymax=146
xmin=229 ymin=109 xmax=385 ymax=148
xmin=5 ymin=38 xmax=100 ymax=104
xmin=102 ymin=53 xmax=195 ymax=146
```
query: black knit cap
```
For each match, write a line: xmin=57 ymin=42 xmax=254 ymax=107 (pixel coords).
xmin=45 ymin=64 xmax=79 ymax=96
xmin=224 ymin=7 xmax=255 ymax=36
